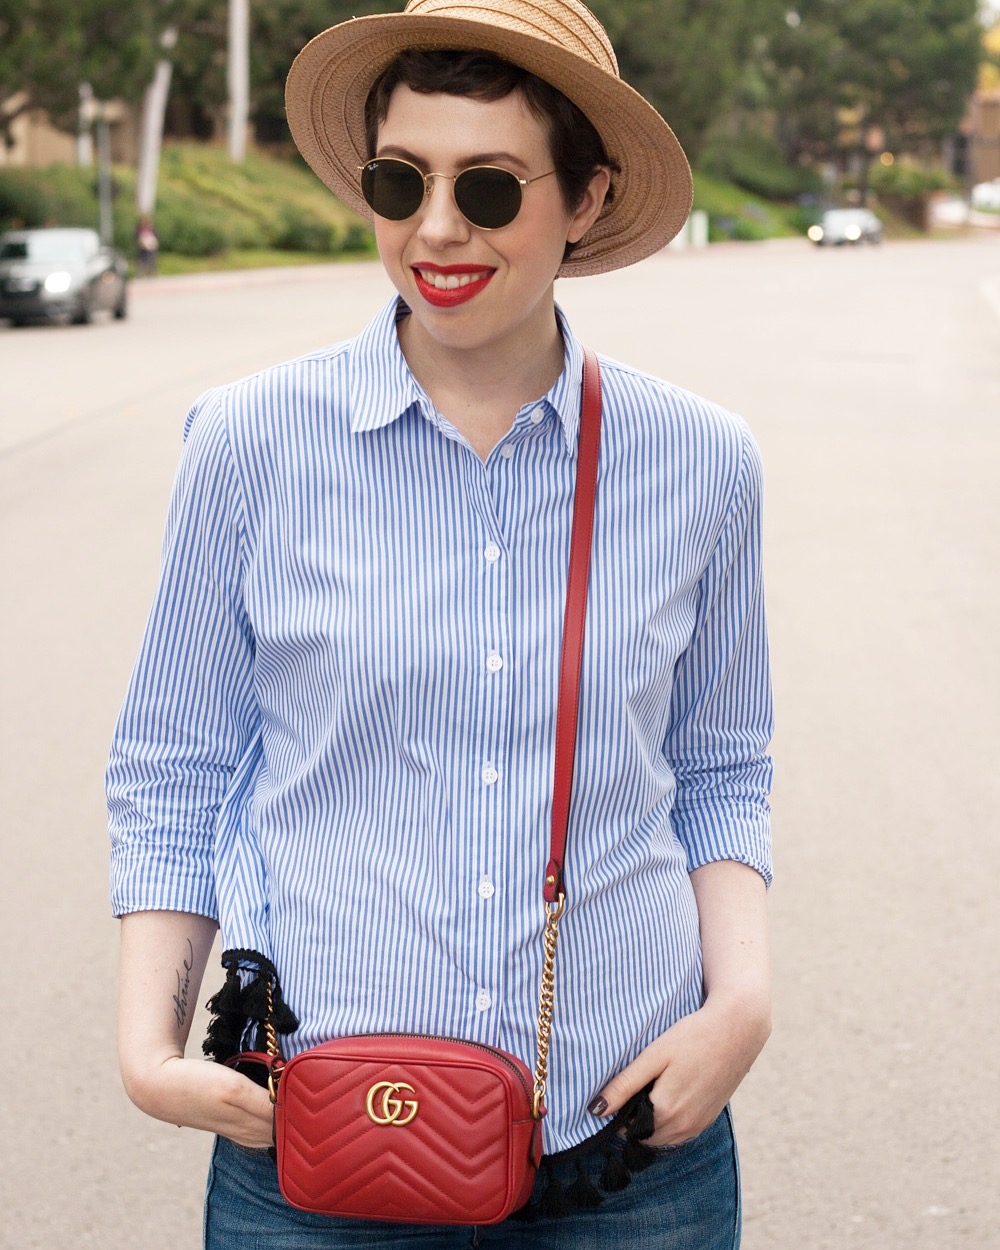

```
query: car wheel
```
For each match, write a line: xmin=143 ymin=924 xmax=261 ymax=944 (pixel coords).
xmin=72 ymin=294 xmax=93 ymax=325
xmin=113 ymin=287 xmax=128 ymax=320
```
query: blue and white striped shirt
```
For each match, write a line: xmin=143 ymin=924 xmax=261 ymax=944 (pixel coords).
xmin=108 ymin=296 xmax=772 ymax=1151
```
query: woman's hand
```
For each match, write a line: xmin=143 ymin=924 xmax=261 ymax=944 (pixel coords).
xmin=589 ymin=992 xmax=771 ymax=1146
xmin=589 ymin=860 xmax=772 ymax=1146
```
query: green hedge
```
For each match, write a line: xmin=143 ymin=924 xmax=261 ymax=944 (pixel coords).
xmin=699 ymin=133 xmax=823 ymax=202
xmin=0 ymin=143 xmax=374 ymax=260
xmin=868 ymin=161 xmax=958 ymax=231
xmin=692 ymin=171 xmax=803 ymax=241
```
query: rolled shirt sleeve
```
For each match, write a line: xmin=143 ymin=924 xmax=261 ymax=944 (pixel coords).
xmin=663 ymin=425 xmax=773 ymax=884
xmin=107 ymin=391 xmax=258 ymax=918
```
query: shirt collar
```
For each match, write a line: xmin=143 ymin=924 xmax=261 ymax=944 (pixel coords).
xmin=549 ymin=304 xmax=585 ymax=458
xmin=348 ymin=298 xmax=425 ymax=434
xmin=348 ymin=296 xmax=585 ymax=456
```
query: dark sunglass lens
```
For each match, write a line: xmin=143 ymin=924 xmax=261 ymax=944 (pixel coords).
xmin=454 ymin=167 xmax=522 ymax=229
xmin=361 ymin=160 xmax=424 ymax=221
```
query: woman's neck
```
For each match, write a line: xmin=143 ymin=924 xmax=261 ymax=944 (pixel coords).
xmin=396 ymin=302 xmax=565 ymax=460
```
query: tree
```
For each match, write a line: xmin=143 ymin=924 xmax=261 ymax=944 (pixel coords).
xmin=587 ymin=0 xmax=789 ymax=161
xmin=161 ymin=0 xmax=781 ymax=158
xmin=767 ymin=0 xmax=982 ymax=165
xmin=164 ymin=0 xmax=391 ymax=143
xmin=1 ymin=0 xmax=176 ymax=143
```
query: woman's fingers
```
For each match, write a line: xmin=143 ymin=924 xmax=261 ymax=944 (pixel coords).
xmin=587 ymin=996 xmax=770 ymax=1147
xmin=587 ymin=1033 xmax=670 ymax=1119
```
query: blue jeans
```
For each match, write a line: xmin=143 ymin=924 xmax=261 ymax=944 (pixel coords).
xmin=204 ymin=1108 xmax=740 ymax=1249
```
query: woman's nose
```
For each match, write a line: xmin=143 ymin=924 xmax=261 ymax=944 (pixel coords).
xmin=415 ymin=175 xmax=472 ymax=248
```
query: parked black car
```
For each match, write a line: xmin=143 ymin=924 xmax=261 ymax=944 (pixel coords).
xmin=0 ymin=227 xmax=128 ymax=325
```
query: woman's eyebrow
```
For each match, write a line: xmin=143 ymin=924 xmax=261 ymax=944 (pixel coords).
xmin=376 ymin=144 xmax=532 ymax=172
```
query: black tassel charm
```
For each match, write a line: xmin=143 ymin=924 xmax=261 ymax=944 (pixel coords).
xmin=513 ymin=1080 xmax=661 ymax=1221
xmin=622 ymin=1135 xmax=659 ymax=1173
xmin=202 ymin=948 xmax=299 ymax=1066
xmin=631 ymin=1091 xmax=656 ymax=1141
xmin=538 ymin=1171 xmax=575 ymax=1220
xmin=565 ymin=1158 xmax=604 ymax=1209
xmin=598 ymin=1147 xmax=632 ymax=1192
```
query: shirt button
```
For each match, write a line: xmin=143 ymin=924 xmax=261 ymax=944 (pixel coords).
xmin=529 ymin=408 xmax=545 ymax=425
xmin=500 ymin=444 xmax=516 ymax=460
xmin=484 ymin=542 xmax=501 ymax=564
xmin=478 ymin=877 xmax=495 ymax=899
xmin=486 ymin=652 xmax=503 ymax=674
xmin=481 ymin=764 xmax=498 ymax=786
xmin=476 ymin=990 xmax=493 ymax=1011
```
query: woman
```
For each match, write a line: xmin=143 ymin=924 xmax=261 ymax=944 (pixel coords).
xmin=109 ymin=1 xmax=773 ymax=1246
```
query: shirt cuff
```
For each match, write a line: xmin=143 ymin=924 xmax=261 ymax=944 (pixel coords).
xmin=110 ymin=846 xmax=218 ymax=919
xmin=673 ymin=808 xmax=773 ymax=886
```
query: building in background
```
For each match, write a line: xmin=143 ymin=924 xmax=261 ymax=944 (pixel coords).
xmin=0 ymin=95 xmax=136 ymax=169
xmin=965 ymin=89 xmax=1000 ymax=185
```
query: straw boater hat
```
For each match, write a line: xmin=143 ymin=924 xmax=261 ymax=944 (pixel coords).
xmin=285 ymin=0 xmax=693 ymax=277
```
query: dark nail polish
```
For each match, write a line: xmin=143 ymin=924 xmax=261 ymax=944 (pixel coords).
xmin=588 ymin=1095 xmax=608 ymax=1116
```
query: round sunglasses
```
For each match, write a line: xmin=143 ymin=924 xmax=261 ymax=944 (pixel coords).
xmin=358 ymin=157 xmax=557 ymax=231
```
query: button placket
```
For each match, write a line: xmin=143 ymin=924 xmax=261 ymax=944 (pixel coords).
xmin=471 ymin=496 xmax=512 ymax=1045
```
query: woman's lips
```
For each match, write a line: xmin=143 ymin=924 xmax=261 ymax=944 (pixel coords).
xmin=413 ymin=265 xmax=495 ymax=307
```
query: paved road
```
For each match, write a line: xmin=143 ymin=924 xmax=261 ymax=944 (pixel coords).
xmin=1 ymin=237 xmax=998 ymax=1249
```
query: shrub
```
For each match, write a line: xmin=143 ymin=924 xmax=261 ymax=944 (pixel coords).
xmin=0 ymin=166 xmax=97 ymax=231
xmin=274 ymin=206 xmax=336 ymax=252
xmin=868 ymin=161 xmax=957 ymax=199
xmin=154 ymin=200 xmax=228 ymax=256
xmin=0 ymin=143 xmax=376 ymax=261
xmin=869 ymin=161 xmax=958 ymax=230
xmin=699 ymin=133 xmax=823 ymax=201
xmin=342 ymin=222 xmax=373 ymax=253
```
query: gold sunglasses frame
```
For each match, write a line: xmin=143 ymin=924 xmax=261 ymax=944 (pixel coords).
xmin=358 ymin=157 xmax=557 ymax=230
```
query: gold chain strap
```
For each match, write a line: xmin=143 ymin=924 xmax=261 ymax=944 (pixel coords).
xmin=262 ymin=913 xmax=564 ymax=1118
xmin=532 ymin=892 xmax=565 ymax=1119
xmin=263 ymin=980 xmax=281 ymax=1104
xmin=263 ymin=980 xmax=279 ymax=1057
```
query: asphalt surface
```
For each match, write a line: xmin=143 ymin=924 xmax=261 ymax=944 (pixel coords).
xmin=1 ymin=236 xmax=998 ymax=1249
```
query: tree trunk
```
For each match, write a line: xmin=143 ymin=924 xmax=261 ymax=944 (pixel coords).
xmin=228 ymin=0 xmax=250 ymax=163
xmin=136 ymin=56 xmax=174 ymax=218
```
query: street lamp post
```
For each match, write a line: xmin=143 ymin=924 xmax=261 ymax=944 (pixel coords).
xmin=95 ymin=104 xmax=113 ymax=245
xmin=79 ymin=89 xmax=114 ymax=243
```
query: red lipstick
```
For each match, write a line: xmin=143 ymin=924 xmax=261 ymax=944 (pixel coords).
xmin=412 ymin=263 xmax=495 ymax=308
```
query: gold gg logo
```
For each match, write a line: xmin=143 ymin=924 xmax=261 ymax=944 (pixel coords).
xmin=365 ymin=1080 xmax=419 ymax=1127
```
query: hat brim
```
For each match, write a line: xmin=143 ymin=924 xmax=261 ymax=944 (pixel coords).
xmin=285 ymin=13 xmax=693 ymax=277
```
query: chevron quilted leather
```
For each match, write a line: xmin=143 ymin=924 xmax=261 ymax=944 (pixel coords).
xmin=274 ymin=1034 xmax=542 ymax=1224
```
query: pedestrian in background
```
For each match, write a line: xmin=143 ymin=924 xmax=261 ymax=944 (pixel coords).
xmin=135 ymin=215 xmax=159 ymax=276
xmin=108 ymin=1 xmax=773 ymax=1246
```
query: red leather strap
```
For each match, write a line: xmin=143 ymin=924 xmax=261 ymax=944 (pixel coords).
xmin=225 ymin=1050 xmax=282 ymax=1074
xmin=544 ymin=348 xmax=601 ymax=904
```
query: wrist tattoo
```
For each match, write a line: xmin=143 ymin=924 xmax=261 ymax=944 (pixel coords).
xmin=173 ymin=938 xmax=195 ymax=1029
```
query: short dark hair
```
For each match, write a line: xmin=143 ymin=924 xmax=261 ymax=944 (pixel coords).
xmin=364 ymin=50 xmax=619 ymax=260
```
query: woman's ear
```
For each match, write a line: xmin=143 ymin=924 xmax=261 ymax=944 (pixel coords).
xmin=566 ymin=167 xmax=613 ymax=244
